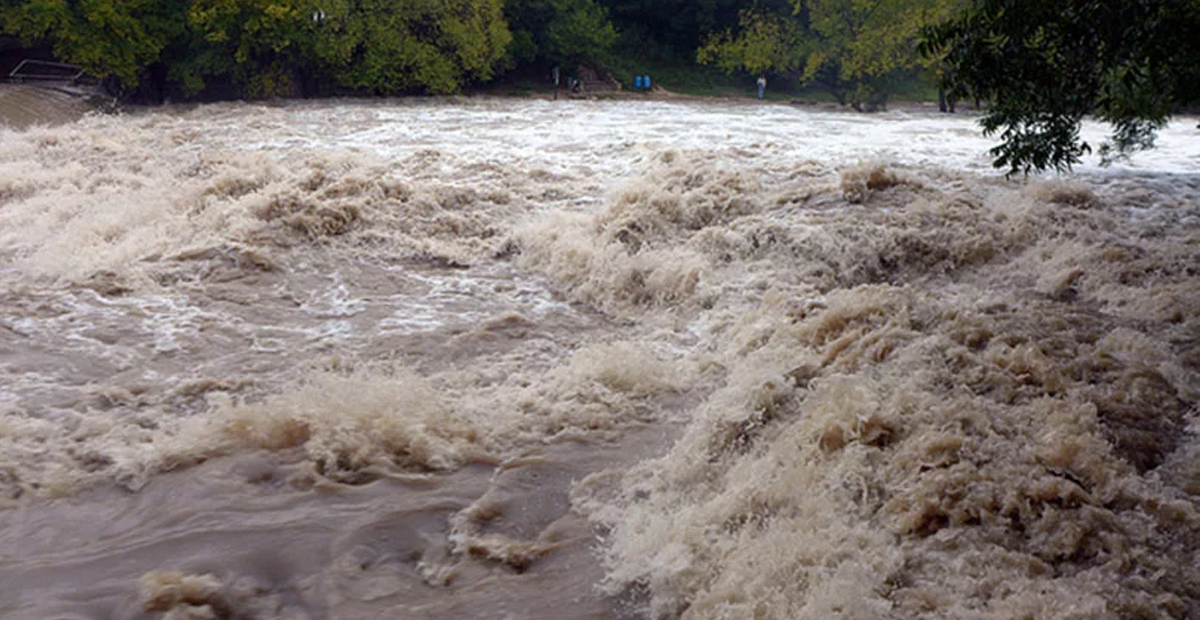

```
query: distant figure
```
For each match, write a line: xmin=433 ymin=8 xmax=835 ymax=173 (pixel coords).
xmin=757 ymin=76 xmax=766 ymax=100
xmin=553 ymin=66 xmax=560 ymax=100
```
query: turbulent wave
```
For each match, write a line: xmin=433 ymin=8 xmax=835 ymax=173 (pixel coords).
xmin=554 ymin=158 xmax=1200 ymax=619
xmin=0 ymin=121 xmax=528 ymax=292
xmin=0 ymin=104 xmax=682 ymax=506
xmin=0 ymin=100 xmax=1197 ymax=619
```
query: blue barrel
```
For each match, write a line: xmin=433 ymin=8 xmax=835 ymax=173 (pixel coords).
xmin=634 ymin=76 xmax=644 ymax=89
xmin=644 ymin=75 xmax=651 ymax=89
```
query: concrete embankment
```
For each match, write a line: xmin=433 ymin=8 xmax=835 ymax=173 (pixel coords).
xmin=0 ymin=83 xmax=101 ymax=128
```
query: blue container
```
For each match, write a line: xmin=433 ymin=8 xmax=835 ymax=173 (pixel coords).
xmin=644 ymin=75 xmax=651 ymax=89
xmin=634 ymin=76 xmax=644 ymax=89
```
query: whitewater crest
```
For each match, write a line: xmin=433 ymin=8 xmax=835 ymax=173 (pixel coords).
xmin=561 ymin=158 xmax=1200 ymax=619
xmin=0 ymin=100 xmax=1197 ymax=619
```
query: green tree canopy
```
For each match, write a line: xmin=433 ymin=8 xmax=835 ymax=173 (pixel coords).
xmin=0 ymin=0 xmax=183 ymax=85
xmin=925 ymin=0 xmax=1200 ymax=174
xmin=698 ymin=0 xmax=961 ymax=110
xmin=1 ymin=0 xmax=510 ymax=96
xmin=329 ymin=0 xmax=511 ymax=95
xmin=600 ymin=0 xmax=766 ymax=59
xmin=696 ymin=9 xmax=803 ymax=77
xmin=504 ymin=0 xmax=617 ymax=69
xmin=176 ymin=0 xmax=314 ymax=96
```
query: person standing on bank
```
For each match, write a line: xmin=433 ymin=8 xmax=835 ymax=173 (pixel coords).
xmin=757 ymin=75 xmax=767 ymax=100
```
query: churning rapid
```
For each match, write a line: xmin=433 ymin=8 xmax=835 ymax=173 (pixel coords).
xmin=1 ymin=97 xmax=1198 ymax=620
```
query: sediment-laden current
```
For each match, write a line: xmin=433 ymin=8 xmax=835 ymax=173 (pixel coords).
xmin=1 ymin=97 xmax=1198 ymax=619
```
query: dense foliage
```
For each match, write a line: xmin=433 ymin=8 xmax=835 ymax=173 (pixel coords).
xmin=0 ymin=0 xmax=182 ymax=85
xmin=1 ymin=0 xmax=968 ymax=99
xmin=505 ymin=0 xmax=616 ymax=68
xmin=698 ymin=0 xmax=963 ymax=110
xmin=603 ymin=0 xmax=772 ymax=59
xmin=926 ymin=0 xmax=1200 ymax=174
xmin=1 ymin=0 xmax=514 ymax=96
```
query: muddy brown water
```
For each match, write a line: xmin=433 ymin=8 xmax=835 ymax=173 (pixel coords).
xmin=1 ymin=98 xmax=1199 ymax=619
xmin=0 ymin=84 xmax=95 ymax=129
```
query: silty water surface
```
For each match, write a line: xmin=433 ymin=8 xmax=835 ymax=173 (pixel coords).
xmin=1 ymin=98 xmax=1198 ymax=619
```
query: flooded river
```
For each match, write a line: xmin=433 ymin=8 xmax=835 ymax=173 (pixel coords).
xmin=1 ymin=97 xmax=1198 ymax=619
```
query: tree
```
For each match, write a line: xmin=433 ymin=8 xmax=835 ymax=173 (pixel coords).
xmin=0 ymin=0 xmax=184 ymax=87
xmin=696 ymin=9 xmax=804 ymax=78
xmin=699 ymin=0 xmax=961 ymax=110
xmin=177 ymin=0 xmax=314 ymax=96
xmin=180 ymin=0 xmax=511 ymax=96
xmin=599 ymin=0 xmax=761 ymax=59
xmin=925 ymin=0 xmax=1200 ymax=174
xmin=331 ymin=0 xmax=511 ymax=95
xmin=1 ymin=0 xmax=511 ymax=97
xmin=504 ymin=0 xmax=617 ymax=69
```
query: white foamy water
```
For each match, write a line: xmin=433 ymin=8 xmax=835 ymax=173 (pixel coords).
xmin=1 ymin=98 xmax=1198 ymax=619
xmin=126 ymin=98 xmax=1200 ymax=176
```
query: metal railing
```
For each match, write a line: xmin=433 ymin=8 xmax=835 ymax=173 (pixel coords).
xmin=8 ymin=59 xmax=86 ymax=83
